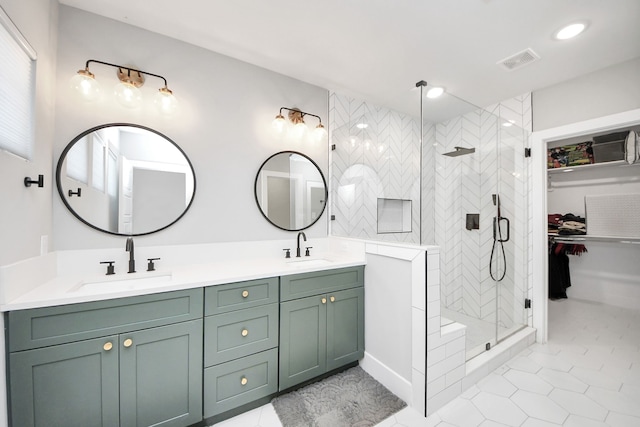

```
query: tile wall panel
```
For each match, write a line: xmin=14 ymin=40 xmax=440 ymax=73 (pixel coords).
xmin=330 ymin=90 xmax=531 ymax=334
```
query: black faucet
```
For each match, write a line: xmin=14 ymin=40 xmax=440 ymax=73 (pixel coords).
xmin=126 ymin=237 xmax=136 ymax=273
xmin=296 ymin=232 xmax=307 ymax=257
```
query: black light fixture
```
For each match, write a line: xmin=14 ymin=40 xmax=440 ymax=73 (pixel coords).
xmin=272 ymin=107 xmax=327 ymax=143
xmin=70 ymin=59 xmax=178 ymax=114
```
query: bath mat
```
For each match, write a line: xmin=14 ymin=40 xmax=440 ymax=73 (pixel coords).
xmin=271 ymin=366 xmax=406 ymax=427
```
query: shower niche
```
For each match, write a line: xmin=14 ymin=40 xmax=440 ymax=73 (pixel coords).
xmin=377 ymin=198 xmax=412 ymax=234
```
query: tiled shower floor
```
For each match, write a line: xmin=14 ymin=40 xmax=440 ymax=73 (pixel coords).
xmin=214 ymin=298 xmax=640 ymax=426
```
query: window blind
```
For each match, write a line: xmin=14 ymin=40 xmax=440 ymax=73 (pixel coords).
xmin=0 ymin=7 xmax=36 ymax=160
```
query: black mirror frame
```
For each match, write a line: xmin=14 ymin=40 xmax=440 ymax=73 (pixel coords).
xmin=254 ymin=150 xmax=328 ymax=232
xmin=56 ymin=123 xmax=196 ymax=236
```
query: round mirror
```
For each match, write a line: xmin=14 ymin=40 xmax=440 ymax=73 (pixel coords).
xmin=56 ymin=123 xmax=196 ymax=236
xmin=254 ymin=151 xmax=327 ymax=231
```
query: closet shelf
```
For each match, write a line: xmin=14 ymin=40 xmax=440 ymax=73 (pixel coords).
xmin=548 ymin=234 xmax=640 ymax=244
xmin=547 ymin=160 xmax=639 ymax=175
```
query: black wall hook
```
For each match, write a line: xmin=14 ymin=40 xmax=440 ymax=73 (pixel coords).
xmin=68 ymin=188 xmax=82 ymax=197
xmin=24 ymin=175 xmax=44 ymax=188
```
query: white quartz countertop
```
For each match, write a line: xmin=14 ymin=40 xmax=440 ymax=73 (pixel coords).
xmin=1 ymin=254 xmax=365 ymax=312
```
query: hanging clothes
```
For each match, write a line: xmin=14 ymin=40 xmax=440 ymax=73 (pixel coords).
xmin=548 ymin=240 xmax=587 ymax=299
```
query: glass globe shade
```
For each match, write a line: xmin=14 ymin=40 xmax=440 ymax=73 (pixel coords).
xmin=113 ymin=82 xmax=142 ymax=109
xmin=313 ymin=124 xmax=328 ymax=143
xmin=154 ymin=87 xmax=179 ymax=115
xmin=288 ymin=121 xmax=308 ymax=143
xmin=272 ymin=114 xmax=286 ymax=135
xmin=70 ymin=71 xmax=101 ymax=102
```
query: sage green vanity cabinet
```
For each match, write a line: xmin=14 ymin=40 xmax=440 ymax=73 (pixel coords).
xmin=203 ymin=278 xmax=279 ymax=419
xmin=7 ymin=289 xmax=203 ymax=427
xmin=279 ymin=266 xmax=364 ymax=391
xmin=9 ymin=335 xmax=120 ymax=427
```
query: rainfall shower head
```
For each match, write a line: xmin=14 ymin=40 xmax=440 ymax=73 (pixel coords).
xmin=442 ymin=146 xmax=475 ymax=157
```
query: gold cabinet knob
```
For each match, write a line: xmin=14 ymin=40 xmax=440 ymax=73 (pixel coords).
xmin=103 ymin=342 xmax=113 ymax=351
xmin=241 ymin=290 xmax=249 ymax=298
xmin=123 ymin=338 xmax=133 ymax=348
xmin=330 ymin=296 xmax=336 ymax=303
xmin=241 ymin=329 xmax=249 ymax=337
xmin=241 ymin=377 xmax=248 ymax=386
xmin=321 ymin=297 xmax=327 ymax=304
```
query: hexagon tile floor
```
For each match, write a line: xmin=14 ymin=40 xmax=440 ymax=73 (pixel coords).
xmin=214 ymin=298 xmax=640 ymax=427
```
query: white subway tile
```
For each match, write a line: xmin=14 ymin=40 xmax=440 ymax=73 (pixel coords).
xmin=427 ymin=253 xmax=440 ymax=271
xmin=446 ymin=336 xmax=466 ymax=357
xmin=427 ymin=345 xmax=446 ymax=368
xmin=426 ymin=375 xmax=446 ymax=399
xmin=446 ymin=364 xmax=466 ymax=386
xmin=427 ymin=269 xmax=440 ymax=286
xmin=427 ymin=381 xmax=462 ymax=415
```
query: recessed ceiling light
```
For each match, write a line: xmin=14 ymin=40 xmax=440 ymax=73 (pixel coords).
xmin=426 ymin=87 xmax=444 ymax=99
xmin=554 ymin=22 xmax=587 ymax=40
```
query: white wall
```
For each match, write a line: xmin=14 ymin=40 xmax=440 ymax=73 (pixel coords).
xmin=53 ymin=6 xmax=329 ymax=251
xmin=0 ymin=0 xmax=58 ymax=266
xmin=532 ymin=58 xmax=640 ymax=131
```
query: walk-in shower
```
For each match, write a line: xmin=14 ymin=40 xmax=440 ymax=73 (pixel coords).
xmin=426 ymin=92 xmax=529 ymax=360
xmin=328 ymin=87 xmax=530 ymax=361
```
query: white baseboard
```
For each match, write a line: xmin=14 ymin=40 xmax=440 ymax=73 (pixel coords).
xmin=360 ymin=352 xmax=413 ymax=405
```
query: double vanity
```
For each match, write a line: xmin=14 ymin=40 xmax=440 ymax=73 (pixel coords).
xmin=4 ymin=258 xmax=365 ymax=427
xmin=1 ymin=122 xmax=365 ymax=426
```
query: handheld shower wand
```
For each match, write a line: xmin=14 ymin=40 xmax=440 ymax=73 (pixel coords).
xmin=490 ymin=194 xmax=509 ymax=281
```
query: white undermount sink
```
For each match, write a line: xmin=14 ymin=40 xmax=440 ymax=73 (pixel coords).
xmin=70 ymin=272 xmax=173 ymax=293
xmin=285 ymin=258 xmax=333 ymax=268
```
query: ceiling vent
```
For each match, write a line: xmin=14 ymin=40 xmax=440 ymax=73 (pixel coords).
xmin=497 ymin=48 xmax=540 ymax=71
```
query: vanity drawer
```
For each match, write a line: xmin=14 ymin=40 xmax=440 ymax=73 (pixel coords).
xmin=280 ymin=266 xmax=364 ymax=301
xmin=205 ymin=277 xmax=278 ymax=315
xmin=204 ymin=304 xmax=278 ymax=366
xmin=7 ymin=289 xmax=203 ymax=352
xmin=204 ymin=348 xmax=278 ymax=418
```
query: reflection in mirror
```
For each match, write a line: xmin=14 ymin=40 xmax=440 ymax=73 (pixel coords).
xmin=255 ymin=151 xmax=327 ymax=231
xmin=57 ymin=124 xmax=196 ymax=235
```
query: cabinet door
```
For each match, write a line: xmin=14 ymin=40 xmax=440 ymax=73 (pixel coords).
xmin=119 ymin=320 xmax=203 ymax=427
xmin=9 ymin=335 xmax=119 ymax=427
xmin=279 ymin=295 xmax=327 ymax=391
xmin=327 ymin=287 xmax=365 ymax=371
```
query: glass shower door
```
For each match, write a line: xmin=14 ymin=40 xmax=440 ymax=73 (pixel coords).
xmin=427 ymin=95 xmax=529 ymax=361
xmin=494 ymin=120 xmax=529 ymax=344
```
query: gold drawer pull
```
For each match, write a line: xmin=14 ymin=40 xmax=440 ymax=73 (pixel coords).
xmin=241 ymin=329 xmax=249 ymax=337
xmin=241 ymin=377 xmax=248 ymax=386
xmin=103 ymin=342 xmax=113 ymax=351
xmin=330 ymin=296 xmax=336 ymax=303
xmin=321 ymin=297 xmax=327 ymax=304
xmin=241 ymin=290 xmax=249 ymax=298
xmin=123 ymin=338 xmax=133 ymax=348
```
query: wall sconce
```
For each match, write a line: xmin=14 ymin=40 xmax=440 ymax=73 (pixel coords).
xmin=272 ymin=107 xmax=327 ymax=144
xmin=70 ymin=59 xmax=178 ymax=115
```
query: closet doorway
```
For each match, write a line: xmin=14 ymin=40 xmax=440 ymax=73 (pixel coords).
xmin=531 ymin=109 xmax=640 ymax=343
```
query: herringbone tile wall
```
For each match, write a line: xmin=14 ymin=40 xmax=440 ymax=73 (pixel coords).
xmin=329 ymin=93 xmax=421 ymax=244
xmin=329 ymin=91 xmax=532 ymax=336
xmin=431 ymin=94 xmax=532 ymax=334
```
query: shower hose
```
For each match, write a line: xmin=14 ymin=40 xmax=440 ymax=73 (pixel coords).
xmin=490 ymin=214 xmax=509 ymax=282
